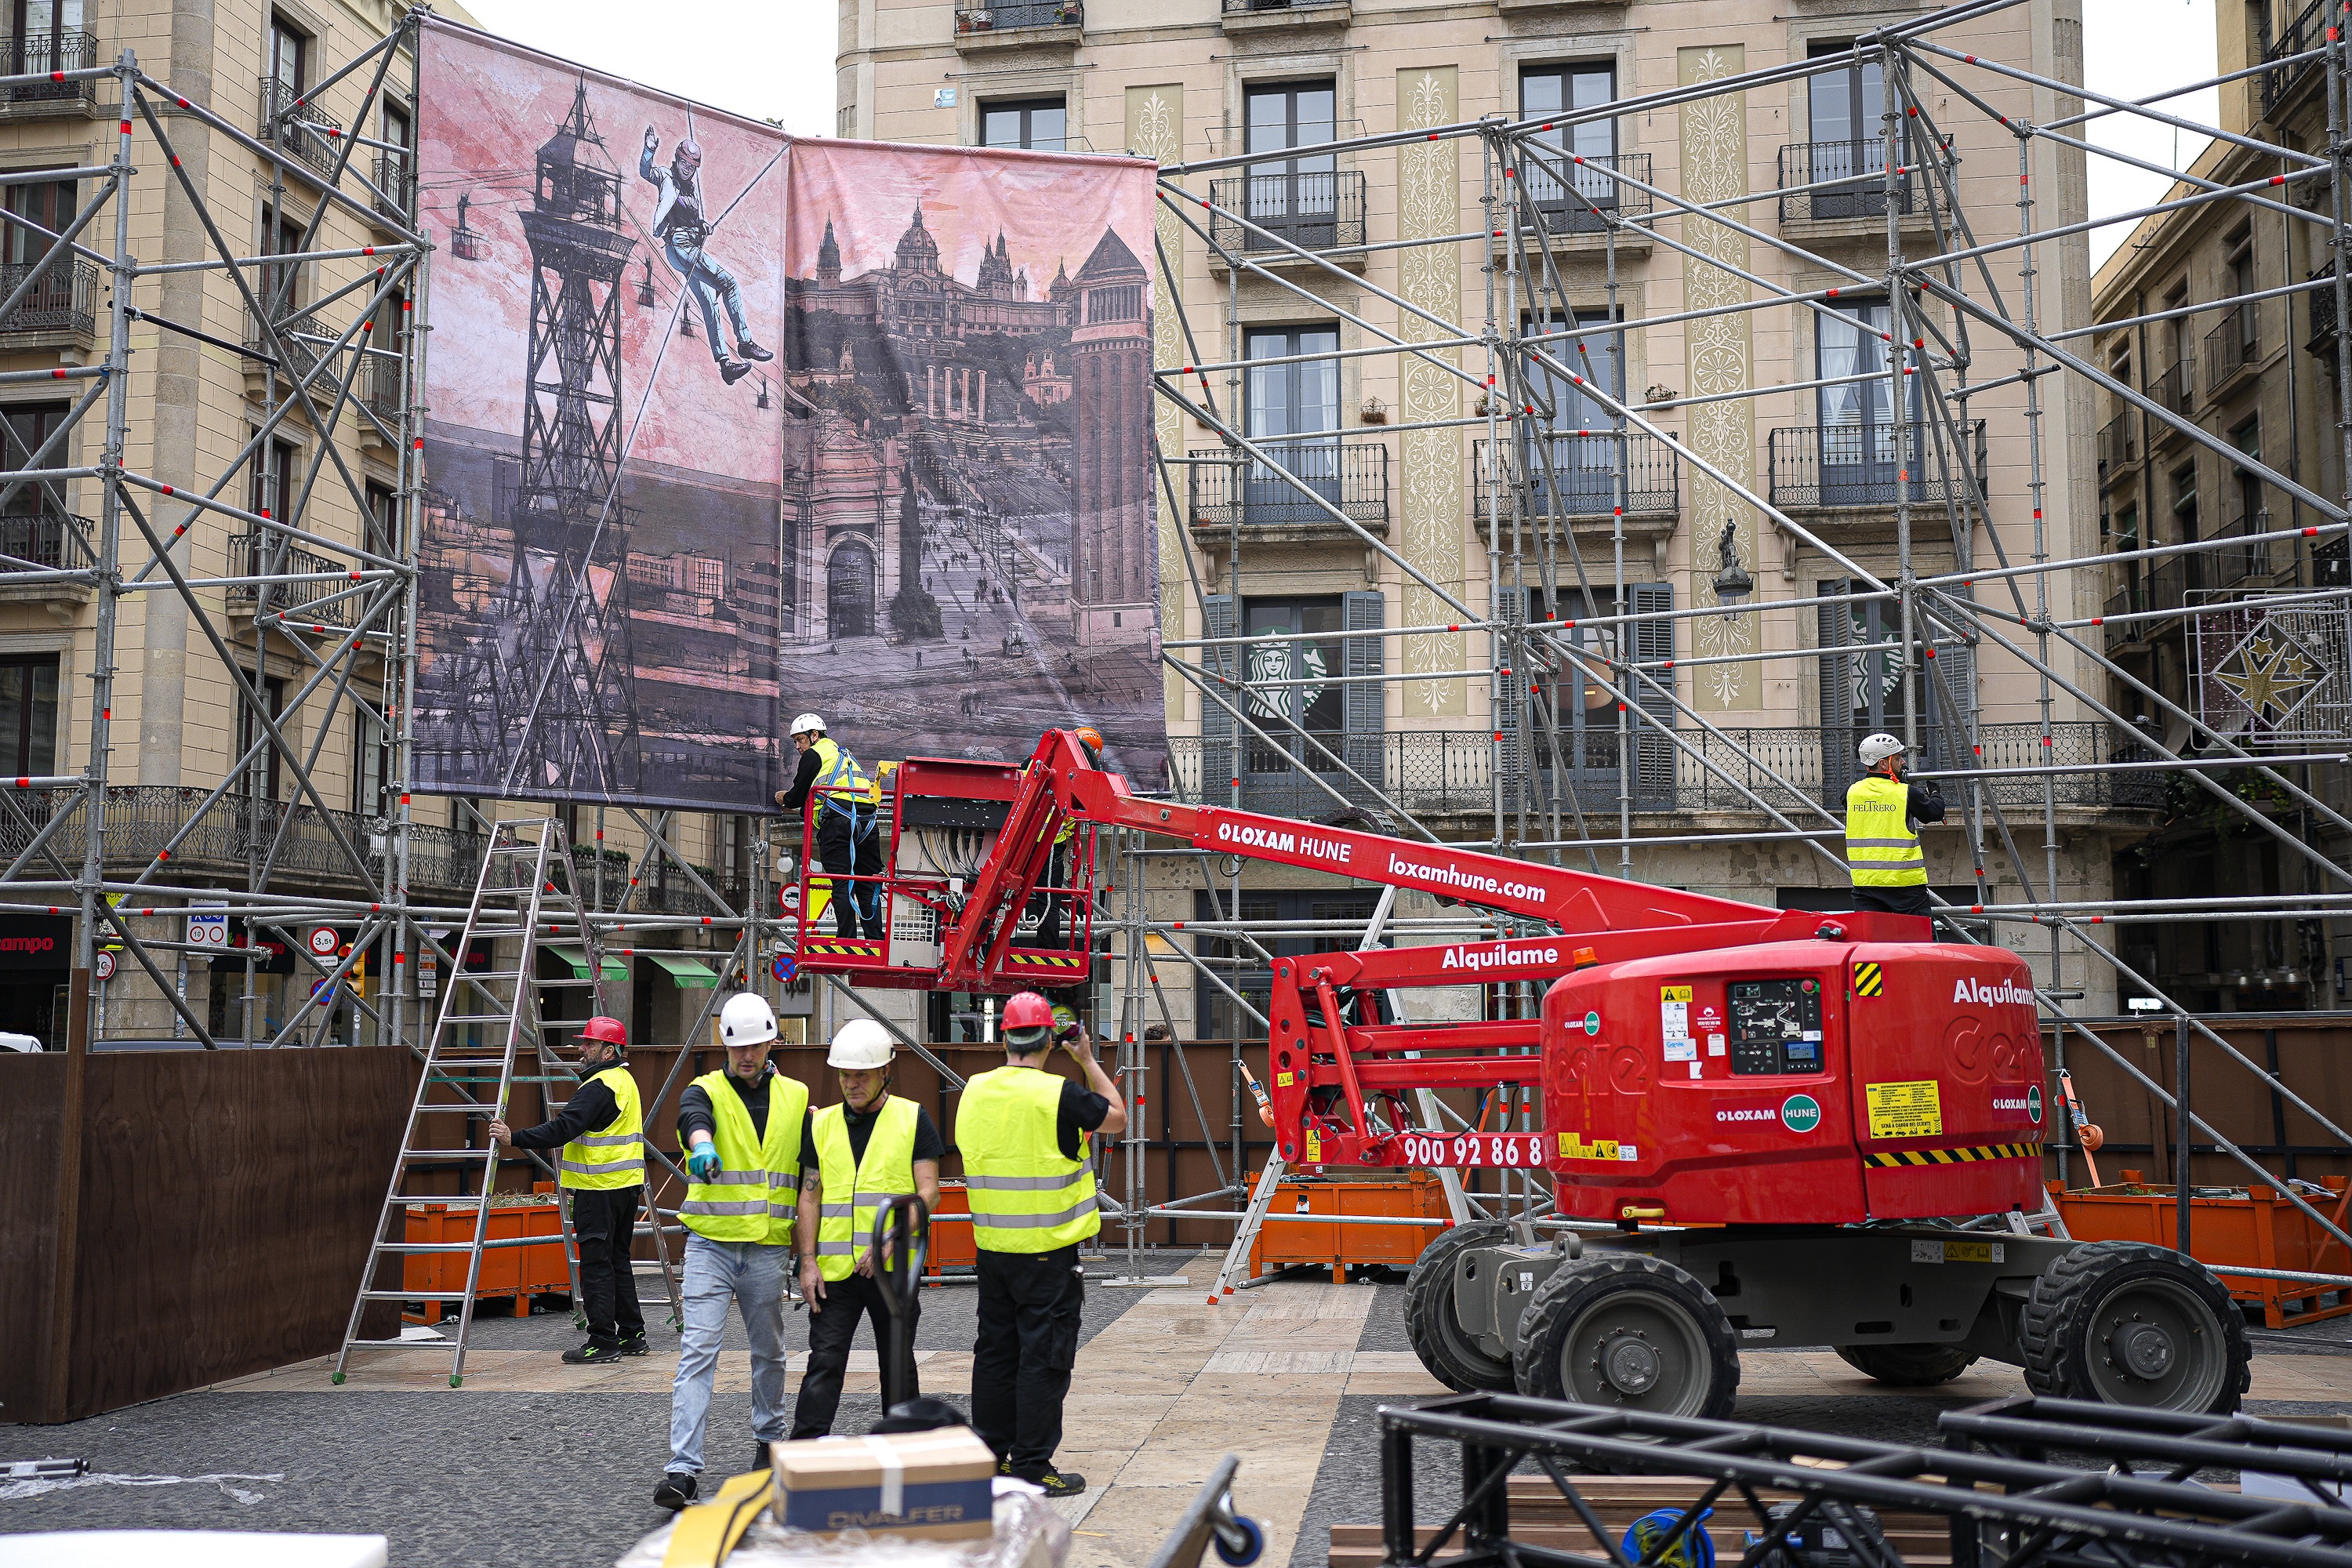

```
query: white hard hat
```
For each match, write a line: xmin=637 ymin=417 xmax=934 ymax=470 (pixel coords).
xmin=789 ymin=713 xmax=826 ymax=737
xmin=827 ymin=1018 xmax=894 ymax=1070
xmin=1858 ymin=732 xmax=1907 ymax=768
xmin=719 ymin=991 xmax=779 ymax=1047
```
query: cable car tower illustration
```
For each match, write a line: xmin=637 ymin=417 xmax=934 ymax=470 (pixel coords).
xmin=455 ymin=78 xmax=642 ymax=797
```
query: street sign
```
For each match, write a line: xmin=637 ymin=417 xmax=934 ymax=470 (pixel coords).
xmin=93 ymin=949 xmax=115 ymax=981
xmin=307 ymin=925 xmax=339 ymax=957
xmin=187 ymin=905 xmax=228 ymax=949
xmin=771 ymin=953 xmax=797 ymax=984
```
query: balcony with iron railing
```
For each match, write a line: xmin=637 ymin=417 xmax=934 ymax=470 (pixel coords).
xmin=369 ymin=152 xmax=412 ymax=223
xmin=2204 ymin=307 xmax=2258 ymax=392
xmin=1166 ymin=720 xmax=2162 ymax=818
xmin=226 ymin=532 xmax=365 ymax=631
xmin=0 ymin=510 xmax=93 ymax=572
xmin=2097 ymin=411 xmax=2136 ymax=488
xmin=2309 ymin=266 xmax=2339 ymax=356
xmin=1220 ymin=0 xmax=1352 ymax=30
xmin=1766 ymin=420 xmax=1985 ymax=510
xmin=0 ymin=30 xmax=99 ymax=110
xmin=2148 ymin=358 xmax=2194 ymax=422
xmin=1777 ymin=140 xmax=1923 ymax=224
xmin=1474 ymin=432 xmax=1679 ymax=520
xmin=242 ymin=307 xmax=343 ymax=394
xmin=2212 ymin=510 xmax=2279 ymax=590
xmin=2103 ymin=556 xmax=2187 ymax=649
xmin=358 ymin=350 xmax=404 ymax=435
xmin=2262 ymin=0 xmax=2330 ymax=118
xmin=0 ymin=257 xmax=96 ymax=341
xmin=259 ymin=78 xmax=344 ymax=180
xmin=1207 ymin=170 xmax=1368 ymax=260
xmin=1188 ymin=441 xmax=1388 ymax=536
xmin=2319 ymin=536 xmax=2350 ymax=588
xmin=1518 ymin=151 xmax=1653 ymax=238
xmin=953 ymin=0 xmax=1081 ymax=45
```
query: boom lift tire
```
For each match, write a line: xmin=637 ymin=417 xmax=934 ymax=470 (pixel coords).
xmin=1511 ymin=1253 xmax=1740 ymax=1421
xmin=1404 ymin=1221 xmax=1517 ymax=1392
xmin=1832 ymin=1343 xmax=1977 ymax=1386
xmin=2017 ymin=1240 xmax=2250 ymax=1414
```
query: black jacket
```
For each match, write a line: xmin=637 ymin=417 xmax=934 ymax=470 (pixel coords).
xmin=1907 ymin=778 xmax=1947 ymax=828
xmin=509 ymin=1066 xmax=625 ymax=1151
xmin=780 ymin=746 xmax=823 ymax=813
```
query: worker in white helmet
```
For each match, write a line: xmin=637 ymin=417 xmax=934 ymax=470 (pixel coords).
xmin=789 ymin=1018 xmax=944 ymax=1438
xmin=655 ymin=991 xmax=808 ymax=1512
xmin=775 ymin=712 xmax=885 ymax=942
xmin=1846 ymin=732 xmax=1946 ymax=917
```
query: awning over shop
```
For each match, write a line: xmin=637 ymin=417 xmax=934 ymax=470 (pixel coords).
xmin=546 ymin=944 xmax=627 ymax=982
xmin=644 ymin=952 xmax=719 ymax=989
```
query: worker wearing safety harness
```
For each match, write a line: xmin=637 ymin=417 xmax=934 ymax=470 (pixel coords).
xmin=1846 ymin=731 xmax=1946 ymax=918
xmin=655 ymin=993 xmax=809 ymax=1512
xmin=789 ymin=1019 xmax=945 ymax=1439
xmin=490 ymin=1014 xmax=645 ymax=1364
xmin=777 ymin=712 xmax=884 ymax=941
xmin=1035 ymin=724 xmax=1102 ymax=951
xmin=955 ymin=990 xmax=1126 ymax=1498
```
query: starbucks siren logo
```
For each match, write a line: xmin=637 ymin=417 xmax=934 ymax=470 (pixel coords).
xmin=1780 ymin=1094 xmax=1823 ymax=1134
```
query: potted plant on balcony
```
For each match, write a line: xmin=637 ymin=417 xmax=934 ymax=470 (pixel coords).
xmin=1054 ymin=2 xmax=1081 ymax=23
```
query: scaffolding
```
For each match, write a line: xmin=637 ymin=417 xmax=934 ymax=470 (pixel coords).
xmin=5 ymin=1 xmax=2352 ymax=1295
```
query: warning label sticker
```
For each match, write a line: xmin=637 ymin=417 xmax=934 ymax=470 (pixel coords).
xmin=1911 ymin=1238 xmax=2005 ymax=1265
xmin=1659 ymin=984 xmax=1692 ymax=1042
xmin=1559 ymin=1134 xmax=1624 ymax=1161
xmin=1867 ymin=1080 xmax=1944 ymax=1139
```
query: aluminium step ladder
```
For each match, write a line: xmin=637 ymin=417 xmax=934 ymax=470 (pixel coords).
xmin=332 ymin=816 xmax=678 ymax=1386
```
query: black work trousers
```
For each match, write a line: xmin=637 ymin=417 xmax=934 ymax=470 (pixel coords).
xmin=568 ymin=1185 xmax=646 ymax=1347
xmin=791 ymin=1270 xmax=922 ymax=1438
xmin=1850 ymin=884 xmax=1933 ymax=917
xmin=971 ymin=1244 xmax=1084 ymax=1481
xmin=817 ymin=813 xmax=885 ymax=939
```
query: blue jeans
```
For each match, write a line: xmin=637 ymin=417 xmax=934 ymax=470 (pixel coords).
xmin=666 ymin=238 xmax=748 ymax=363
xmin=666 ymin=1233 xmax=790 ymax=1476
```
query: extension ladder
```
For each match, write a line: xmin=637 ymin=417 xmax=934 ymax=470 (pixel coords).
xmin=331 ymin=817 xmax=678 ymax=1386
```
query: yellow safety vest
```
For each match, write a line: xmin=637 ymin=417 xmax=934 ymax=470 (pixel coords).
xmin=956 ymin=1065 xmax=1098 ymax=1254
xmin=1846 ymin=774 xmax=1927 ymax=887
xmin=680 ymin=1069 xmax=809 ymax=1245
xmin=810 ymin=735 xmax=878 ymax=824
xmin=811 ymin=1097 xmax=920 ymax=1282
xmin=559 ymin=1064 xmax=644 ymax=1191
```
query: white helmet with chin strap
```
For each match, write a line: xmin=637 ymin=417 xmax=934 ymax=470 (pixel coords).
xmin=1857 ymin=732 xmax=1907 ymax=768
xmin=789 ymin=713 xmax=826 ymax=738
xmin=827 ymin=1018 xmax=895 ymax=1071
xmin=719 ymin=990 xmax=779 ymax=1047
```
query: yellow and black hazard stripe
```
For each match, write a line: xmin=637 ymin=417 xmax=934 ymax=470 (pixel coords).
xmin=1007 ymin=951 xmax=1089 ymax=970
xmin=801 ymin=939 xmax=882 ymax=958
xmin=1852 ymin=960 xmax=1884 ymax=997
xmin=1865 ymin=1142 xmax=2042 ymax=1167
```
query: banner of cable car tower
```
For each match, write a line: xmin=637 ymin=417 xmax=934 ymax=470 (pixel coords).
xmin=408 ymin=20 xmax=1163 ymax=813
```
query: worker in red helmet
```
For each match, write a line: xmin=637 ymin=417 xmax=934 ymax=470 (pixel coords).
xmin=954 ymin=989 xmax=1127 ymax=1497
xmin=492 ymin=1014 xmax=648 ymax=1363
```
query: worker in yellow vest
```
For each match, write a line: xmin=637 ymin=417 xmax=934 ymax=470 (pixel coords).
xmin=776 ymin=711 xmax=884 ymax=940
xmin=655 ymin=992 xmax=810 ymax=1512
xmin=956 ymin=990 xmax=1126 ymax=1498
xmin=1846 ymin=731 xmax=1946 ymax=917
xmin=789 ymin=1018 xmax=945 ymax=1438
xmin=490 ymin=1014 xmax=644 ymax=1364
xmin=1034 ymin=725 xmax=1102 ymax=950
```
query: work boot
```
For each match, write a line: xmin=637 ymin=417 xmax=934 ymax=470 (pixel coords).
xmin=1029 ymin=1469 xmax=1087 ymax=1499
xmin=737 ymin=337 xmax=774 ymax=362
xmin=617 ymin=1333 xmax=650 ymax=1357
xmin=750 ymin=1442 xmax=774 ymax=1473
xmin=720 ymin=359 xmax=752 ymax=386
xmin=562 ymin=1338 xmax=621 ymax=1364
xmin=654 ymin=1472 xmax=699 ymax=1511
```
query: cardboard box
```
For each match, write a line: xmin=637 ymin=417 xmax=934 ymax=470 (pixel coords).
xmin=770 ymin=1428 xmax=996 ymax=1541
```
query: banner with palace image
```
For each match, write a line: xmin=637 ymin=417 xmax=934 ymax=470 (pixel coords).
xmin=410 ymin=19 xmax=1163 ymax=812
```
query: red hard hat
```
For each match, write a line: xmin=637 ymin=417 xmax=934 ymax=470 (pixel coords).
xmin=579 ymin=1015 xmax=627 ymax=1048
xmin=1001 ymin=991 xmax=1054 ymax=1041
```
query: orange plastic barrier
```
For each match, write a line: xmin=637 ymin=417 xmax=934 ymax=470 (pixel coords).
xmin=1247 ymin=1171 xmax=1450 ymax=1282
xmin=400 ymin=1194 xmax=572 ymax=1324
xmin=2049 ymin=1174 xmax=2352 ymax=1328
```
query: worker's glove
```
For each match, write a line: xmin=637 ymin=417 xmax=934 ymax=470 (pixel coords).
xmin=687 ymin=1141 xmax=722 ymax=1181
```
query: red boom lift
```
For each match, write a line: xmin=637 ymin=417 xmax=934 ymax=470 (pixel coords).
xmin=787 ymin=730 xmax=2252 ymax=1418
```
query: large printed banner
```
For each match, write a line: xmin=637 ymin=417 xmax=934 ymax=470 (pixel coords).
xmin=411 ymin=20 xmax=1163 ymax=813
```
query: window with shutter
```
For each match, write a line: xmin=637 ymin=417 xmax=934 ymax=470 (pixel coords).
xmin=1518 ymin=583 xmax=1673 ymax=810
xmin=1627 ymin=583 xmax=1677 ymax=804
xmin=1341 ymin=590 xmax=1385 ymax=793
xmin=1200 ymin=594 xmax=1237 ymax=799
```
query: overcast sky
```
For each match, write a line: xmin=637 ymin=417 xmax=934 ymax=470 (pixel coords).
xmin=465 ymin=0 xmax=2215 ymax=268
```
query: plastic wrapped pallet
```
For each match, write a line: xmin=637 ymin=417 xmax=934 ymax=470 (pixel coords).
xmin=613 ymin=1483 xmax=1069 ymax=1568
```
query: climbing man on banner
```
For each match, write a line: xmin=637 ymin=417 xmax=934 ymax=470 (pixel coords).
xmin=641 ymin=121 xmax=771 ymax=386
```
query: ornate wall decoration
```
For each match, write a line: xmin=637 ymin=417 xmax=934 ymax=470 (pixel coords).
xmin=1129 ymin=84 xmax=1187 ymax=720
xmin=1679 ymin=45 xmax=1760 ymax=711
xmin=1396 ymin=67 xmax=1465 ymax=717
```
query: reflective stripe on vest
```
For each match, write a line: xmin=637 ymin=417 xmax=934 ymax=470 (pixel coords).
xmin=558 ymin=1065 xmax=644 ymax=1191
xmin=955 ymin=1065 xmax=1098 ymax=1254
xmin=811 ymin=735 xmax=878 ymax=824
xmin=811 ymin=1097 xmax=918 ymax=1280
xmin=1846 ymin=775 xmax=1927 ymax=887
xmin=680 ymin=1069 xmax=808 ymax=1245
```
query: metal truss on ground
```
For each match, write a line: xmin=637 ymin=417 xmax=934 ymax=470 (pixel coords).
xmin=1105 ymin=0 xmax=2352 ymax=1269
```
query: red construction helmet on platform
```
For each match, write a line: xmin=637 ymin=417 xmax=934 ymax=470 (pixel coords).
xmin=579 ymin=1015 xmax=627 ymax=1048
xmin=1001 ymin=990 xmax=1054 ymax=1048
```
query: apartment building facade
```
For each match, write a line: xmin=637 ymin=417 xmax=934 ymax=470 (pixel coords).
xmin=842 ymin=0 xmax=2138 ymax=1027
xmin=2087 ymin=0 xmax=2352 ymax=1014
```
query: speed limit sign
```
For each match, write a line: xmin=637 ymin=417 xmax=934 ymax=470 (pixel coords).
xmin=93 ymin=949 xmax=116 ymax=981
